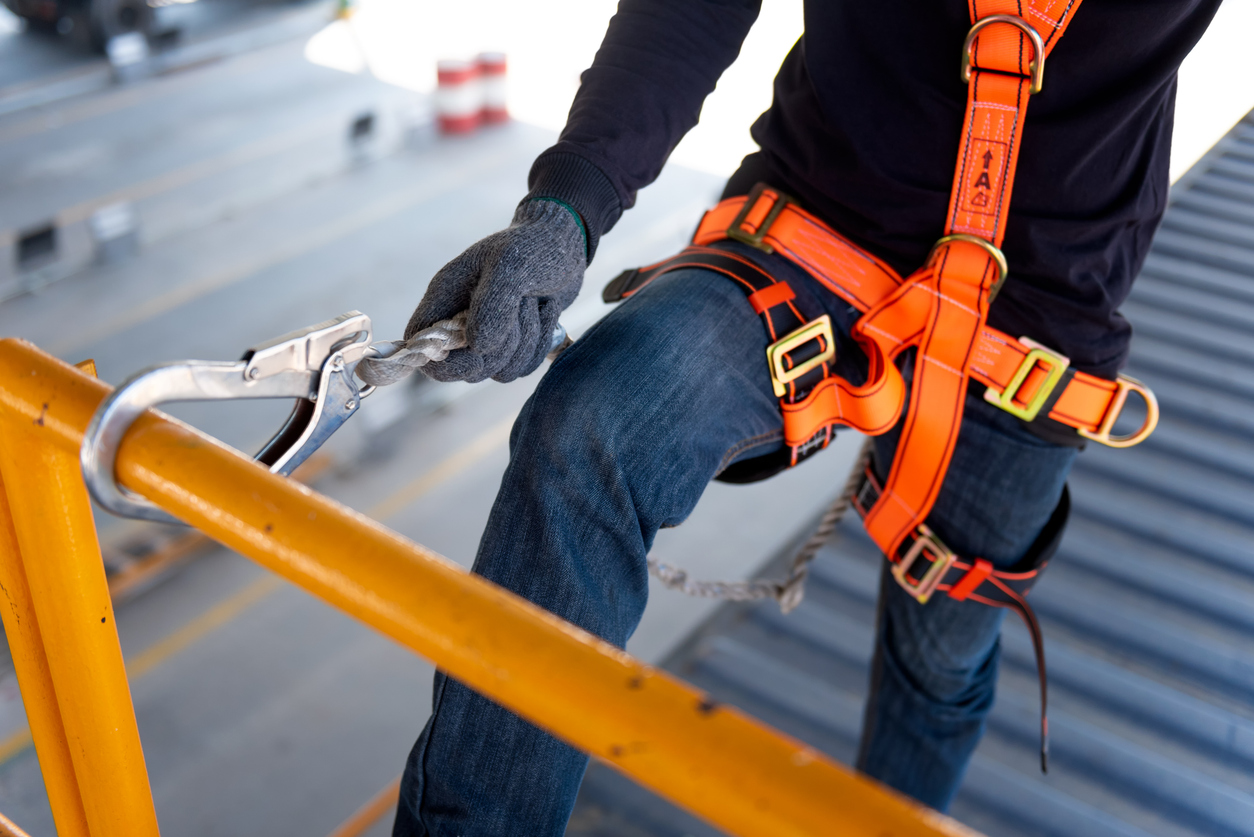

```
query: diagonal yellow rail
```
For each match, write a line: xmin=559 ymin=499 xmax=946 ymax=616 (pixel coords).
xmin=0 ymin=338 xmax=981 ymax=837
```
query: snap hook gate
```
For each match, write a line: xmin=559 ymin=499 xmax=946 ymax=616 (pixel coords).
xmin=82 ymin=311 xmax=377 ymax=524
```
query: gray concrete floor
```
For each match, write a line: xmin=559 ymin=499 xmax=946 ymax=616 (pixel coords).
xmin=0 ymin=27 xmax=859 ymax=837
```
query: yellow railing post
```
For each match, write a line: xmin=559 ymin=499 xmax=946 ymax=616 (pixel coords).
xmin=0 ymin=470 xmax=91 ymax=837
xmin=0 ymin=381 xmax=160 ymax=835
xmin=0 ymin=336 xmax=980 ymax=837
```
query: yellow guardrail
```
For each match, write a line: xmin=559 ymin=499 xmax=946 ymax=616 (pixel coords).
xmin=0 ymin=338 xmax=981 ymax=837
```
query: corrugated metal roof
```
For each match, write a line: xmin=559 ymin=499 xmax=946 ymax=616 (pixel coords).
xmin=567 ymin=109 xmax=1254 ymax=837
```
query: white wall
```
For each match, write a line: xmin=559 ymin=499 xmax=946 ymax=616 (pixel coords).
xmin=308 ymin=0 xmax=1252 ymax=181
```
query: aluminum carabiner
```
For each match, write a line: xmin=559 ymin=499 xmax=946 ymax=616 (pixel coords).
xmin=82 ymin=311 xmax=376 ymax=524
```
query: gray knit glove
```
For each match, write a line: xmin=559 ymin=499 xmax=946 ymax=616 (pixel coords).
xmin=405 ymin=199 xmax=586 ymax=383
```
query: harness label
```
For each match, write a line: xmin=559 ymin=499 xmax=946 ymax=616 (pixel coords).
xmin=961 ymin=140 xmax=1008 ymax=217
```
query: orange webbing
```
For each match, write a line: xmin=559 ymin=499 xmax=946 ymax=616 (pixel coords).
xmin=693 ymin=197 xmax=1117 ymax=440
xmin=860 ymin=0 xmax=1085 ymax=557
xmin=945 ymin=71 xmax=1031 ymax=245
xmin=695 ymin=196 xmax=902 ymax=311
xmin=947 ymin=0 xmax=1085 ymax=243
xmin=691 ymin=3 xmax=1090 ymax=554
xmin=861 ymin=241 xmax=1002 ymax=554
xmin=967 ymin=328 xmax=1115 ymax=433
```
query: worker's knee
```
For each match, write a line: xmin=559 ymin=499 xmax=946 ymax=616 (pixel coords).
xmin=879 ymin=571 xmax=1005 ymax=714
xmin=514 ymin=267 xmax=778 ymax=484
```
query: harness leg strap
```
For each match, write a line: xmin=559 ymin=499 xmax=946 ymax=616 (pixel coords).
xmin=856 ymin=467 xmax=1070 ymax=773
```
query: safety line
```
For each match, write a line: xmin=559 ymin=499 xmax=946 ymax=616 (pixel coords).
xmin=326 ymin=775 xmax=402 ymax=837
xmin=0 ymin=412 xmax=517 ymax=769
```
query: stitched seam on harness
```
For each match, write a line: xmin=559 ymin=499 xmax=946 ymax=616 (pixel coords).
xmin=923 ymin=355 xmax=965 ymax=378
xmin=921 ymin=284 xmax=981 ymax=318
xmin=883 ymin=488 xmax=918 ymax=518
xmin=863 ymin=322 xmax=906 ymax=348
xmin=973 ymin=101 xmax=1020 ymax=113
xmin=1029 ymin=7 xmax=1062 ymax=29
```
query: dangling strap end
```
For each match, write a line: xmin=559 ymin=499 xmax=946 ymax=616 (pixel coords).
xmin=1041 ymin=717 xmax=1050 ymax=774
xmin=603 ymin=268 xmax=642 ymax=302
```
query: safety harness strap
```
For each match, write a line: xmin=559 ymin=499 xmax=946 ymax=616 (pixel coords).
xmin=854 ymin=466 xmax=1069 ymax=772
xmin=865 ymin=0 xmax=1087 ymax=557
xmin=606 ymin=246 xmax=843 ymax=467
xmin=687 ymin=189 xmax=1159 ymax=443
xmin=601 ymin=0 xmax=1120 ymax=774
xmin=612 ymin=211 xmax=1155 ymax=451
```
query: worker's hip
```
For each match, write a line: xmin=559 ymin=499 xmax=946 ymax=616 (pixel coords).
xmin=533 ymin=259 xmax=1075 ymax=564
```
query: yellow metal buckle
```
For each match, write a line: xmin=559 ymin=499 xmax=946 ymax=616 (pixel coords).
xmin=1078 ymin=374 xmax=1160 ymax=448
xmin=961 ymin=14 xmax=1046 ymax=95
xmin=727 ymin=183 xmax=794 ymax=254
xmin=766 ymin=315 xmax=836 ymax=398
xmin=892 ymin=524 xmax=956 ymax=605
xmin=983 ymin=337 xmax=1070 ymax=422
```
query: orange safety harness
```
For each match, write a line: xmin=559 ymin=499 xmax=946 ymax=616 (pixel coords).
xmin=603 ymin=1 xmax=1162 ymax=771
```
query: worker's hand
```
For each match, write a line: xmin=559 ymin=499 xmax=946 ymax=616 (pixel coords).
xmin=405 ymin=199 xmax=586 ymax=383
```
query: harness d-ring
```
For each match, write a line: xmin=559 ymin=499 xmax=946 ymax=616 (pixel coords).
xmin=961 ymin=14 xmax=1046 ymax=94
xmin=1078 ymin=374 xmax=1160 ymax=448
xmin=927 ymin=233 xmax=1010 ymax=300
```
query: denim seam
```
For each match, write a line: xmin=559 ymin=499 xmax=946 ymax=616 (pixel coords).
xmin=716 ymin=428 xmax=783 ymax=473
xmin=411 ymin=673 xmax=452 ymax=833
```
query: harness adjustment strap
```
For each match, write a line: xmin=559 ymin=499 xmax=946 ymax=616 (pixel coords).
xmin=747 ymin=282 xmax=796 ymax=314
xmin=726 ymin=183 xmax=795 ymax=253
xmin=983 ymin=338 xmax=1070 ymax=422
xmin=948 ymin=558 xmax=994 ymax=601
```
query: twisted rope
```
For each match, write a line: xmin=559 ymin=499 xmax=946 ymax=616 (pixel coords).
xmin=355 ymin=314 xmax=469 ymax=387
xmin=648 ymin=437 xmax=873 ymax=614
xmin=358 ymin=313 xmax=871 ymax=616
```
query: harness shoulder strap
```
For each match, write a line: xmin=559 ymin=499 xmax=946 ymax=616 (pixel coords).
xmin=862 ymin=0 xmax=1085 ymax=558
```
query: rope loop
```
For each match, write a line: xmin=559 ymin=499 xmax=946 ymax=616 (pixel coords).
xmin=647 ymin=438 xmax=873 ymax=614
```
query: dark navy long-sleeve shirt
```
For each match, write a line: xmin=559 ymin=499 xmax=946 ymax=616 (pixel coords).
xmin=525 ymin=0 xmax=1222 ymax=377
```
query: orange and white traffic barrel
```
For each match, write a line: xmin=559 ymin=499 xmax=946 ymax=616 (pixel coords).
xmin=477 ymin=52 xmax=508 ymax=125
xmin=436 ymin=59 xmax=481 ymax=135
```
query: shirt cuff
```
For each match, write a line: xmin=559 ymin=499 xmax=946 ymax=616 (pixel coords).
xmin=524 ymin=151 xmax=622 ymax=262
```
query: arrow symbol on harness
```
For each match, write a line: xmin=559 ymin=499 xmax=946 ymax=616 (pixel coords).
xmin=982 ymin=150 xmax=994 ymax=169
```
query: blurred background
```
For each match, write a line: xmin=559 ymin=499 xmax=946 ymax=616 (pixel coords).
xmin=0 ymin=0 xmax=1251 ymax=834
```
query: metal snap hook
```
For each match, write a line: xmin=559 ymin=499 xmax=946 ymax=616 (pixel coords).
xmin=82 ymin=311 xmax=374 ymax=523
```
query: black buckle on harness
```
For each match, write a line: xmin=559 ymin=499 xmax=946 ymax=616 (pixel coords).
xmin=726 ymin=183 xmax=794 ymax=254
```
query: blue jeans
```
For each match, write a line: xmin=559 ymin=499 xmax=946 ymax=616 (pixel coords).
xmin=392 ymin=257 xmax=1077 ymax=836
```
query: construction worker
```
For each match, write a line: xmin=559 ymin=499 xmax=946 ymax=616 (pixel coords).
xmin=391 ymin=1 xmax=1221 ymax=834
